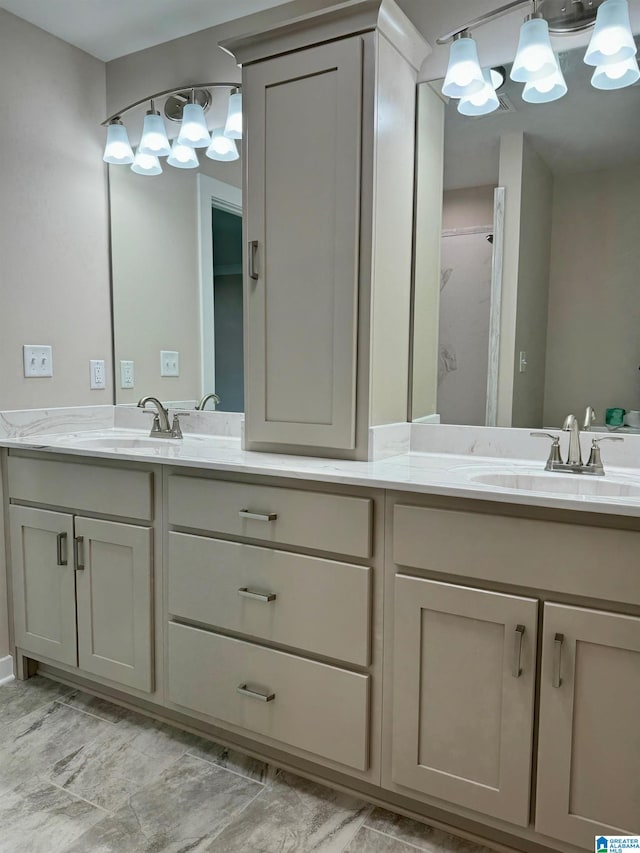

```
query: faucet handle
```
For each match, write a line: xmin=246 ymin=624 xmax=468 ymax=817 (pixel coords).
xmin=141 ymin=411 xmax=162 ymax=433
xmin=586 ymin=435 xmax=624 ymax=473
xmin=170 ymin=412 xmax=190 ymax=439
xmin=530 ymin=432 xmax=563 ymax=468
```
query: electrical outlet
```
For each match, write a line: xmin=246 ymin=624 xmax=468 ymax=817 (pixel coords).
xmin=519 ymin=351 xmax=528 ymax=374
xmin=90 ymin=359 xmax=106 ymax=389
xmin=160 ymin=350 xmax=180 ymax=377
xmin=120 ymin=360 xmax=134 ymax=389
xmin=23 ymin=345 xmax=53 ymax=378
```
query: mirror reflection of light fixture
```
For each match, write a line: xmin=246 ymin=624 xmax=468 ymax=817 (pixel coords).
xmin=101 ymin=81 xmax=241 ymax=175
xmin=224 ymin=89 xmax=243 ymax=139
xmin=131 ymin=148 xmax=162 ymax=176
xmin=442 ymin=33 xmax=485 ymax=98
xmin=591 ymin=54 xmax=640 ymax=88
xmin=522 ymin=53 xmax=568 ymax=102
xmin=458 ymin=69 xmax=500 ymax=116
xmin=206 ymin=128 xmax=240 ymax=162
xmin=103 ymin=119 xmax=134 ymax=164
xmin=584 ymin=0 xmax=636 ymax=66
xmin=167 ymin=140 xmax=199 ymax=169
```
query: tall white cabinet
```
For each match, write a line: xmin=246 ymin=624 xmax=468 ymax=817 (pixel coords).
xmin=222 ymin=0 xmax=430 ymax=459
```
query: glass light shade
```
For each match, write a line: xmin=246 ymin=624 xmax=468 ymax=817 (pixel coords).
xmin=522 ymin=56 xmax=568 ymax=102
xmin=205 ymin=129 xmax=239 ymax=162
xmin=490 ymin=67 xmax=505 ymax=89
xmin=457 ymin=70 xmax=500 ymax=116
xmin=167 ymin=140 xmax=200 ymax=169
xmin=511 ymin=18 xmax=558 ymax=82
xmin=584 ymin=0 xmax=636 ymax=66
xmin=103 ymin=122 xmax=134 ymax=165
xmin=442 ymin=36 xmax=485 ymax=98
xmin=138 ymin=112 xmax=171 ymax=157
xmin=224 ymin=91 xmax=243 ymax=139
xmin=177 ymin=102 xmax=211 ymax=148
xmin=131 ymin=148 xmax=162 ymax=176
xmin=591 ymin=55 xmax=640 ymax=88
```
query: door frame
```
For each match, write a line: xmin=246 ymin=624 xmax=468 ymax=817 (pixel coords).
xmin=197 ymin=174 xmax=242 ymax=399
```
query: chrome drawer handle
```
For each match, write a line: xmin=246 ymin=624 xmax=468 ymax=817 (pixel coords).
xmin=512 ymin=624 xmax=525 ymax=678
xmin=56 ymin=532 xmax=68 ymax=567
xmin=237 ymin=683 xmax=275 ymax=703
xmin=74 ymin=536 xmax=85 ymax=571
xmin=553 ymin=633 xmax=564 ymax=688
xmin=239 ymin=510 xmax=278 ymax=522
xmin=238 ymin=587 xmax=277 ymax=603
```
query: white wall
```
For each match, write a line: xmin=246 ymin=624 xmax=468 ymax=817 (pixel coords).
xmin=0 ymin=9 xmax=111 ymax=410
xmin=442 ymin=185 xmax=495 ymax=231
xmin=544 ymin=164 xmax=640 ymax=427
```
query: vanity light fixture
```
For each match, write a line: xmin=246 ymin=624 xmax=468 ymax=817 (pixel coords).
xmin=458 ymin=69 xmax=501 ymax=115
xmin=101 ymin=82 xmax=242 ymax=175
xmin=437 ymin=0 xmax=638 ymax=113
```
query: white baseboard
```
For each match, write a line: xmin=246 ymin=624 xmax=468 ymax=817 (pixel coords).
xmin=0 ymin=654 xmax=15 ymax=685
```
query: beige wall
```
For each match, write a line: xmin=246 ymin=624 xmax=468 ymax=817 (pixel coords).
xmin=442 ymin=185 xmax=495 ymax=232
xmin=411 ymin=84 xmax=444 ymax=421
xmin=0 ymin=9 xmax=111 ymax=410
xmin=544 ymin=164 xmax=640 ymax=428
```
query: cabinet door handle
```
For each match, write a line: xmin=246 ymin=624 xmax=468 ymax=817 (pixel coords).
xmin=552 ymin=633 xmax=564 ymax=688
xmin=74 ymin=536 xmax=85 ymax=571
xmin=239 ymin=510 xmax=277 ymax=522
xmin=248 ymin=240 xmax=259 ymax=280
xmin=56 ymin=532 xmax=68 ymax=567
xmin=238 ymin=587 xmax=277 ymax=603
xmin=237 ymin=683 xmax=275 ymax=703
xmin=512 ymin=624 xmax=525 ymax=678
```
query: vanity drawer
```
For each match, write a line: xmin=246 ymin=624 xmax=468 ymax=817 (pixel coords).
xmin=168 ymin=532 xmax=371 ymax=666
xmin=167 ymin=621 xmax=370 ymax=771
xmin=393 ymin=503 xmax=640 ymax=606
xmin=7 ymin=455 xmax=153 ymax=521
xmin=168 ymin=475 xmax=372 ymax=558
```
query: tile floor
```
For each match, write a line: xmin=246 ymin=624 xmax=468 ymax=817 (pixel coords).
xmin=0 ymin=676 xmax=495 ymax=853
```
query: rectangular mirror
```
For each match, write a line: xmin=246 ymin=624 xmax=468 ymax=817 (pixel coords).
xmin=109 ymin=157 xmax=243 ymax=412
xmin=412 ymin=38 xmax=640 ymax=433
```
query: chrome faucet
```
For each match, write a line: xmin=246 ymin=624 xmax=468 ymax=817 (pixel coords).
xmin=137 ymin=396 xmax=189 ymax=439
xmin=195 ymin=392 xmax=220 ymax=411
xmin=531 ymin=406 xmax=623 ymax=475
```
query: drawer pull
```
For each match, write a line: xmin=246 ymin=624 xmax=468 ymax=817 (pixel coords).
xmin=237 ymin=683 xmax=275 ymax=703
xmin=56 ymin=532 xmax=68 ymax=567
xmin=239 ymin=510 xmax=278 ymax=522
xmin=238 ymin=587 xmax=277 ymax=603
xmin=552 ymin=633 xmax=564 ymax=688
xmin=512 ymin=624 xmax=525 ymax=678
xmin=74 ymin=536 xmax=85 ymax=571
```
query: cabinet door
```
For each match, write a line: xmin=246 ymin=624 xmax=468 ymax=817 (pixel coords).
xmin=392 ymin=576 xmax=538 ymax=826
xmin=536 ymin=604 xmax=640 ymax=848
xmin=244 ymin=36 xmax=363 ymax=450
xmin=75 ymin=517 xmax=153 ymax=692
xmin=10 ymin=506 xmax=77 ymax=666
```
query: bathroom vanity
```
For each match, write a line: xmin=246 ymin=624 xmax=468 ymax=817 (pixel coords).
xmin=1 ymin=416 xmax=638 ymax=853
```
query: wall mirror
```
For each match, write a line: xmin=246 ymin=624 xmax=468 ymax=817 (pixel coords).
xmin=411 ymin=38 xmax=640 ymax=432
xmin=109 ymin=154 xmax=243 ymax=412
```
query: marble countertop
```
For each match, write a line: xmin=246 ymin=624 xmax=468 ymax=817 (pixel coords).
xmin=3 ymin=425 xmax=640 ymax=519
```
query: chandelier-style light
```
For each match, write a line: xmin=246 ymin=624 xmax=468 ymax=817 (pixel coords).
xmin=101 ymin=83 xmax=242 ymax=175
xmin=437 ymin=0 xmax=638 ymax=116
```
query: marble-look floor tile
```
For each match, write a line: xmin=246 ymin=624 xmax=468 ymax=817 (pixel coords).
xmin=186 ymin=738 xmax=269 ymax=784
xmin=0 ymin=699 xmax=119 ymax=792
xmin=57 ymin=691 xmax=148 ymax=726
xmin=207 ymin=769 xmax=371 ymax=853
xmin=346 ymin=826 xmax=424 ymax=852
xmin=0 ymin=774 xmax=105 ymax=853
xmin=0 ymin=676 xmax=74 ymax=727
xmin=47 ymin=726 xmax=178 ymax=813
xmin=67 ymin=753 xmax=262 ymax=853
xmin=365 ymin=808 xmax=493 ymax=853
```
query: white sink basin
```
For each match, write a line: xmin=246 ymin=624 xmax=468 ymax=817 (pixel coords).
xmin=70 ymin=436 xmax=179 ymax=450
xmin=471 ymin=472 xmax=640 ymax=498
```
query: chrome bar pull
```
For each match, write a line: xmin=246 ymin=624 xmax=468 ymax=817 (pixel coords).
xmin=248 ymin=240 xmax=259 ymax=280
xmin=512 ymin=624 xmax=525 ymax=678
xmin=74 ymin=536 xmax=85 ymax=571
xmin=238 ymin=587 xmax=277 ymax=603
xmin=239 ymin=510 xmax=277 ymax=522
xmin=237 ymin=683 xmax=275 ymax=703
xmin=552 ymin=633 xmax=564 ymax=688
xmin=56 ymin=532 xmax=68 ymax=567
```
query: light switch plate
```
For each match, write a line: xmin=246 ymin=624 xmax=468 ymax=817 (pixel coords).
xmin=120 ymin=360 xmax=134 ymax=389
xmin=23 ymin=345 xmax=53 ymax=378
xmin=90 ymin=359 xmax=106 ymax=390
xmin=160 ymin=350 xmax=180 ymax=377
xmin=519 ymin=351 xmax=528 ymax=374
